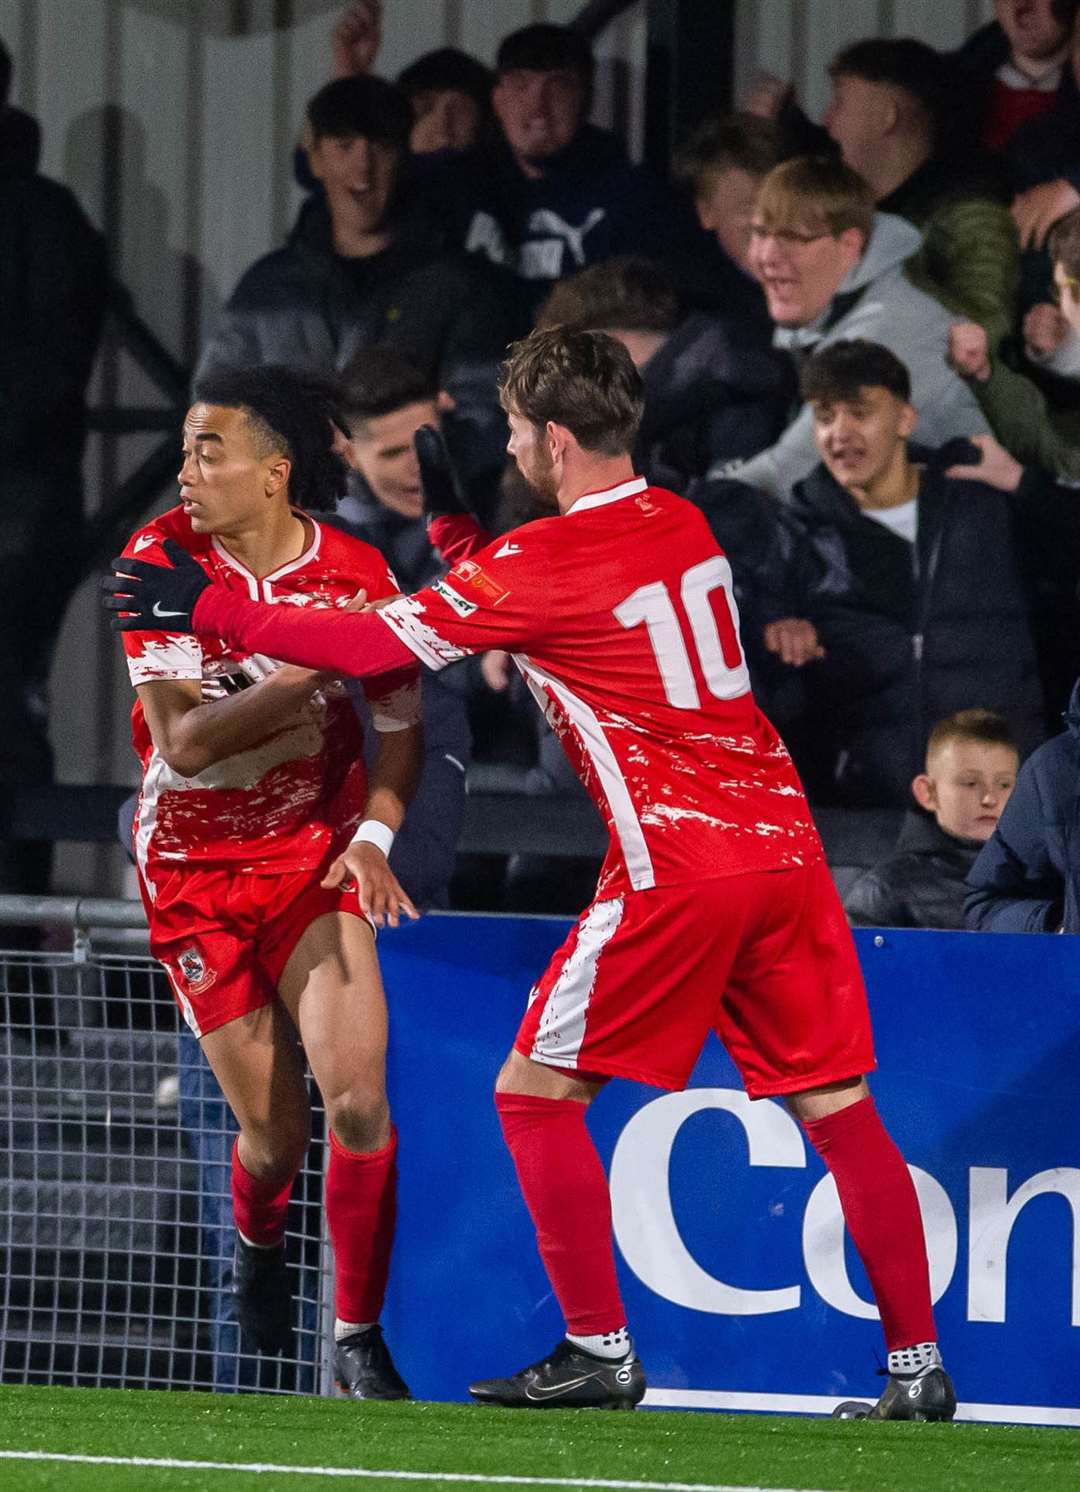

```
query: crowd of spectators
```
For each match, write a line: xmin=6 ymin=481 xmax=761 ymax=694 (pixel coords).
xmin=7 ymin=1 xmax=1080 ymax=928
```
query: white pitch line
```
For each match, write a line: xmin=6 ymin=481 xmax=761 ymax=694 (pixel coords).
xmin=0 ymin=1451 xmax=832 ymax=1492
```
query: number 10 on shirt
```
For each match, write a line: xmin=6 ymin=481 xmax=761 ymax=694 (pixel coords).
xmin=614 ymin=555 xmax=750 ymax=709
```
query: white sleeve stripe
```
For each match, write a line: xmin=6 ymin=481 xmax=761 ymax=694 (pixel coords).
xmin=377 ymin=601 xmax=472 ymax=673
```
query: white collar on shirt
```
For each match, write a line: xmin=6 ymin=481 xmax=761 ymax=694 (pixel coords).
xmin=565 ymin=475 xmax=648 ymax=515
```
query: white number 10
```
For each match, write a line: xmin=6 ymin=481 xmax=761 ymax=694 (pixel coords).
xmin=614 ymin=555 xmax=750 ymax=709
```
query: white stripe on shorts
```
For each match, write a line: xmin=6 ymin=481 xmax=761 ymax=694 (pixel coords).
xmin=530 ymin=897 xmax=625 ymax=1069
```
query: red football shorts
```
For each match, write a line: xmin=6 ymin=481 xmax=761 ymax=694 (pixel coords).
xmin=516 ymin=861 xmax=875 ymax=1098
xmin=140 ymin=864 xmax=370 ymax=1038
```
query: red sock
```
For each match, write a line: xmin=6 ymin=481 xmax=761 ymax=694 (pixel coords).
xmin=495 ymin=1091 xmax=625 ymax=1336
xmin=230 ymin=1138 xmax=294 ymax=1247
xmin=802 ymin=1096 xmax=935 ymax=1352
xmin=324 ymin=1126 xmax=397 ymax=1324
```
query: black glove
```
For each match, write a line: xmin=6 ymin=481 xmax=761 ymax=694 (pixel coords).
xmin=415 ymin=423 xmax=469 ymax=520
xmin=100 ymin=538 xmax=212 ymax=633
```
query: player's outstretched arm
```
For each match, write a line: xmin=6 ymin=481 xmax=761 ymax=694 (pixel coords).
xmin=103 ymin=539 xmax=419 ymax=679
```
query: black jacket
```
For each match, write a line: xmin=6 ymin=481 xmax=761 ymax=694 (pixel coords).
xmin=782 ymin=452 xmax=1050 ymax=806
xmin=844 ymin=809 xmax=984 ymax=929
xmin=196 ymin=198 xmax=513 ymax=425
xmin=966 ymin=680 xmax=1080 ymax=934
xmin=636 ymin=313 xmax=795 ymax=495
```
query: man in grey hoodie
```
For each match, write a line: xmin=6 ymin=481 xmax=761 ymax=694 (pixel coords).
xmin=717 ymin=156 xmax=988 ymax=500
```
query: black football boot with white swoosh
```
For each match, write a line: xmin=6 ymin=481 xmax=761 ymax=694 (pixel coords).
xmin=469 ymin=1339 xmax=646 ymax=1409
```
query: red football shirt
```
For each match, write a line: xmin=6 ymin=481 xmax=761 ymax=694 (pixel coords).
xmin=121 ymin=506 xmax=419 ymax=892
xmin=382 ymin=477 xmax=822 ymax=898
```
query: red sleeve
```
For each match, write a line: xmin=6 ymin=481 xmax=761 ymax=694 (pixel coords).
xmin=193 ymin=587 xmax=418 ymax=678
xmin=427 ymin=513 xmax=491 ymax=568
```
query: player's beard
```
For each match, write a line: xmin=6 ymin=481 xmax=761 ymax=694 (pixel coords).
xmin=517 ymin=445 xmax=559 ymax=514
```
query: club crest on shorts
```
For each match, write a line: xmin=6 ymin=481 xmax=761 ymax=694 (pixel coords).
xmin=176 ymin=945 xmax=216 ymax=994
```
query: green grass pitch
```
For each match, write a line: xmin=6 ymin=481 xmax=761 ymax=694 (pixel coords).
xmin=0 ymin=1386 xmax=1077 ymax=1492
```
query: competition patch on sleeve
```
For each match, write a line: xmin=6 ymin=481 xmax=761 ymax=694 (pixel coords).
xmin=431 ymin=577 xmax=477 ymax=617
xmin=449 ymin=559 xmax=509 ymax=607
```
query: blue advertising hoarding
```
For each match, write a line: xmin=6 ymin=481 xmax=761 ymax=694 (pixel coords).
xmin=378 ymin=916 xmax=1080 ymax=1426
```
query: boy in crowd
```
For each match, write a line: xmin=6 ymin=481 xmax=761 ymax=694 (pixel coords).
xmin=717 ymin=156 xmax=987 ymax=500
xmin=745 ymin=339 xmax=1048 ymax=805
xmin=199 ymin=73 xmax=511 ymax=449
xmin=845 ymin=711 xmax=1019 ymax=929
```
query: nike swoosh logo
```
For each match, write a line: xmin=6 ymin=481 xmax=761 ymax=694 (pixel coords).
xmin=152 ymin=601 xmax=187 ymax=619
xmin=494 ymin=541 xmax=521 ymax=559
xmin=133 ymin=534 xmax=156 ymax=553
xmin=523 ymin=1372 xmax=598 ymax=1400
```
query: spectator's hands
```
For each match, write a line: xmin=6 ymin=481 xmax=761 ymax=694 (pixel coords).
xmin=481 ymin=650 xmax=512 ymax=692
xmin=948 ymin=321 xmax=992 ymax=382
xmin=101 ymin=539 xmax=211 ymax=632
xmin=763 ymin=618 xmax=824 ymax=667
xmin=1011 ymin=179 xmax=1080 ymax=250
xmin=744 ymin=72 xmax=792 ymax=120
xmin=332 ymin=0 xmax=382 ymax=77
xmin=945 ymin=433 xmax=1024 ymax=492
xmin=322 ymin=839 xmax=419 ymax=928
xmin=1023 ymin=301 xmax=1069 ymax=360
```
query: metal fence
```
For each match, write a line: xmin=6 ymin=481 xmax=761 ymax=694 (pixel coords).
xmin=0 ymin=895 xmax=334 ymax=1396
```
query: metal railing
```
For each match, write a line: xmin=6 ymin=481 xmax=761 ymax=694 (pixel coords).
xmin=0 ymin=896 xmax=333 ymax=1395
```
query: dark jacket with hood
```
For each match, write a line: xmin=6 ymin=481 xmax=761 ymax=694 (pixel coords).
xmin=966 ymin=681 xmax=1080 ymax=934
xmin=844 ymin=808 xmax=985 ymax=929
xmin=781 ymin=447 xmax=1047 ymax=805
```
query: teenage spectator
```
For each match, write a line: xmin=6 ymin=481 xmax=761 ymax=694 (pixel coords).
xmin=416 ymin=24 xmax=698 ymax=324
xmin=716 ymin=157 xmax=988 ymax=500
xmin=822 ymin=40 xmax=1018 ymax=345
xmin=672 ymin=113 xmax=790 ymax=332
xmin=335 ymin=345 xmax=486 ymax=590
xmin=199 ymin=75 xmax=512 ymax=446
xmin=948 ymin=207 xmax=1080 ymax=478
xmin=397 ymin=48 xmax=493 ymax=156
xmin=535 ymin=257 xmax=794 ymax=492
xmin=747 ymin=40 xmax=1018 ymax=343
xmin=966 ymin=677 xmax=1080 ymax=931
xmin=0 ymin=32 xmax=108 ymax=904
xmin=845 ymin=710 xmax=1019 ymax=929
xmin=765 ymin=340 xmax=1047 ymax=806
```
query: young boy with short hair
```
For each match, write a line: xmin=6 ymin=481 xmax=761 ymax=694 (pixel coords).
xmin=845 ymin=710 xmax=1019 ymax=928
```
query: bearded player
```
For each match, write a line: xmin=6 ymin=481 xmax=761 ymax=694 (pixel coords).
xmin=105 ymin=330 xmax=955 ymax=1421
xmin=114 ymin=366 xmax=421 ymax=1399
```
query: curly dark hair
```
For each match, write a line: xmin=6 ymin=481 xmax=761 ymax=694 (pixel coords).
xmin=191 ymin=364 xmax=350 ymax=510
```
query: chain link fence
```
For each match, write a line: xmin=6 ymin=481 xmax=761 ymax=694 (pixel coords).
xmin=0 ymin=895 xmax=334 ymax=1395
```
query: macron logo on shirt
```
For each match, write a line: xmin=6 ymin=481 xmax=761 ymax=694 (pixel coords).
xmin=133 ymin=534 xmax=156 ymax=553
xmin=494 ymin=541 xmax=522 ymax=559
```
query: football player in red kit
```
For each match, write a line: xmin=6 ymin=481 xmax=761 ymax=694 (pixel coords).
xmin=115 ymin=366 xmax=421 ymax=1399
xmin=105 ymin=331 xmax=955 ymax=1421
